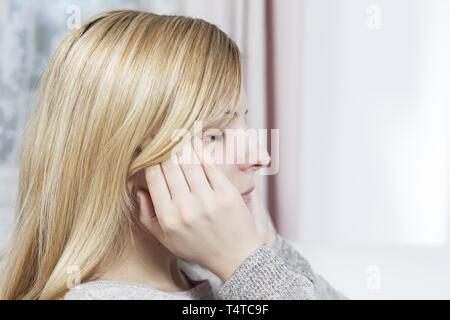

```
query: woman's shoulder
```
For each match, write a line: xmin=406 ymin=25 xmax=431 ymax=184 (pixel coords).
xmin=63 ymin=278 xmax=215 ymax=300
xmin=63 ymin=280 xmax=130 ymax=300
xmin=63 ymin=279 xmax=163 ymax=300
xmin=63 ymin=258 xmax=221 ymax=300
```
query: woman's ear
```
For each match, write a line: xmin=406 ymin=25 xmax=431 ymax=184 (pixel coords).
xmin=127 ymin=170 xmax=149 ymax=197
xmin=134 ymin=169 xmax=149 ymax=193
xmin=127 ymin=173 xmax=157 ymax=224
xmin=127 ymin=176 xmax=136 ymax=197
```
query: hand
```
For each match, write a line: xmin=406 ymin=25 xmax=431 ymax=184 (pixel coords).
xmin=135 ymin=138 xmax=264 ymax=282
xmin=246 ymin=186 xmax=277 ymax=246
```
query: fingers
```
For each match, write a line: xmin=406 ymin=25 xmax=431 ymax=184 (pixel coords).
xmin=203 ymin=162 xmax=234 ymax=192
xmin=161 ymin=154 xmax=191 ymax=197
xmin=178 ymin=139 xmax=213 ymax=194
xmin=144 ymin=134 xmax=236 ymax=208
xmin=136 ymin=190 xmax=164 ymax=242
xmin=144 ymin=164 xmax=171 ymax=214
xmin=191 ymin=137 xmax=234 ymax=192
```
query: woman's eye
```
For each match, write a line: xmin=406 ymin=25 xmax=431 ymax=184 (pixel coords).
xmin=206 ymin=134 xmax=223 ymax=142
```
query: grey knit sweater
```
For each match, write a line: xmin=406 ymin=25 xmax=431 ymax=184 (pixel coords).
xmin=64 ymin=234 xmax=347 ymax=300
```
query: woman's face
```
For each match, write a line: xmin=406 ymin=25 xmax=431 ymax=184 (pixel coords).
xmin=202 ymin=93 xmax=270 ymax=203
xmin=132 ymin=91 xmax=270 ymax=204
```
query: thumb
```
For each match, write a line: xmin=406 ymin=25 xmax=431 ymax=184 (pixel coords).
xmin=136 ymin=190 xmax=165 ymax=242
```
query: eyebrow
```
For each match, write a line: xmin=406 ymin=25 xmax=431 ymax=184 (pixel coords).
xmin=205 ymin=108 xmax=248 ymax=130
xmin=224 ymin=109 xmax=249 ymax=117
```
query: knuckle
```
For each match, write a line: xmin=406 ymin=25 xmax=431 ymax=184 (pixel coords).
xmin=173 ymin=197 xmax=205 ymax=226
xmin=180 ymin=212 xmax=196 ymax=227
xmin=161 ymin=216 xmax=178 ymax=233
xmin=174 ymin=195 xmax=195 ymax=211
xmin=215 ymin=201 xmax=229 ymax=213
xmin=203 ymin=199 xmax=219 ymax=214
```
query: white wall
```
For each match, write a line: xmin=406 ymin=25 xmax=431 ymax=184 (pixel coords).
xmin=294 ymin=0 xmax=450 ymax=298
xmin=298 ymin=0 xmax=449 ymax=247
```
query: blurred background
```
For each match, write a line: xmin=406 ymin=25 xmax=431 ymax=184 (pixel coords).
xmin=1 ymin=0 xmax=449 ymax=299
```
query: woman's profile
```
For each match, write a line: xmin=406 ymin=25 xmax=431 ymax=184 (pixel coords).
xmin=0 ymin=10 xmax=346 ymax=300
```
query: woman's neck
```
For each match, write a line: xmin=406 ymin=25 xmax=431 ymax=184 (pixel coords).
xmin=97 ymin=227 xmax=193 ymax=292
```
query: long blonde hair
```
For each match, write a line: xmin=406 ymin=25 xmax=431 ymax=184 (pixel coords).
xmin=0 ymin=10 xmax=241 ymax=300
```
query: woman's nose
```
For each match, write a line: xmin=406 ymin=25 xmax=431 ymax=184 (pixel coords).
xmin=238 ymin=135 xmax=271 ymax=171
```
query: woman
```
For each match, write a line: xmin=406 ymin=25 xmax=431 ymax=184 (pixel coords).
xmin=0 ymin=10 xmax=346 ymax=300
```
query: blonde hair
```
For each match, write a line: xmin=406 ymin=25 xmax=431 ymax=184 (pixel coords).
xmin=0 ymin=10 xmax=241 ymax=299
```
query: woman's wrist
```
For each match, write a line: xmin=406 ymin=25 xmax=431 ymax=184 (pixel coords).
xmin=210 ymin=240 xmax=265 ymax=282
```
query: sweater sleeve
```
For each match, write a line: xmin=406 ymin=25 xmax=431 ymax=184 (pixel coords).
xmin=269 ymin=233 xmax=348 ymax=300
xmin=216 ymin=244 xmax=316 ymax=300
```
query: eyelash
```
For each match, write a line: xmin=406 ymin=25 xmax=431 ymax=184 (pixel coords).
xmin=203 ymin=110 xmax=247 ymax=143
xmin=205 ymin=133 xmax=224 ymax=143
